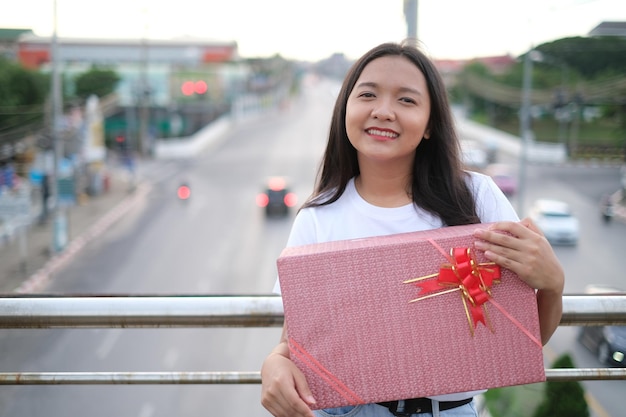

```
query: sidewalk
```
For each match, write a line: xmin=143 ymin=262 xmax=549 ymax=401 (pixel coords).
xmin=0 ymin=166 xmax=141 ymax=293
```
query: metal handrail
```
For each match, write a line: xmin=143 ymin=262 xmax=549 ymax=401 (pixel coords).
xmin=0 ymin=369 xmax=624 ymax=385
xmin=0 ymin=294 xmax=625 ymax=328
xmin=0 ymin=295 xmax=284 ymax=328
xmin=0 ymin=294 xmax=624 ymax=384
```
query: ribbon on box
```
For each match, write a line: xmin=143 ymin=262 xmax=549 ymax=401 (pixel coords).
xmin=289 ymin=338 xmax=365 ymax=406
xmin=404 ymin=238 xmax=542 ymax=347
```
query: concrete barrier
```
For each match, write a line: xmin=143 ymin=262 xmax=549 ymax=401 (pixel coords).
xmin=455 ymin=117 xmax=567 ymax=164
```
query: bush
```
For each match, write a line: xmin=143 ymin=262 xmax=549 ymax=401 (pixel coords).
xmin=532 ymin=353 xmax=589 ymax=417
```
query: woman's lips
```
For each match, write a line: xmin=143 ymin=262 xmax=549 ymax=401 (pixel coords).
xmin=366 ymin=128 xmax=399 ymax=141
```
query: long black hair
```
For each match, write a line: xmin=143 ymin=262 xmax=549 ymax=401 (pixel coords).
xmin=303 ymin=41 xmax=480 ymax=226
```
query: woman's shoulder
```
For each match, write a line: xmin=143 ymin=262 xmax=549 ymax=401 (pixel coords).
xmin=464 ymin=169 xmax=491 ymax=184
xmin=464 ymin=170 xmax=500 ymax=193
xmin=464 ymin=170 xmax=519 ymax=221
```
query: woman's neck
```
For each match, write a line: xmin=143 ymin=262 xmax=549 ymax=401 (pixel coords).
xmin=354 ymin=172 xmax=412 ymax=208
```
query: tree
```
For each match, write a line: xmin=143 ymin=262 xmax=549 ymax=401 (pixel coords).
xmin=74 ymin=66 xmax=120 ymax=100
xmin=533 ymin=353 xmax=589 ymax=417
xmin=0 ymin=56 xmax=48 ymax=135
xmin=537 ymin=36 xmax=626 ymax=79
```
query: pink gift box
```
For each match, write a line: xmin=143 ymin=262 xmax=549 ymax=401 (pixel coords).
xmin=277 ymin=223 xmax=545 ymax=410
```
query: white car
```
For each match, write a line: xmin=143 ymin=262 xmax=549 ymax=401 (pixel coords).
xmin=461 ymin=141 xmax=488 ymax=171
xmin=529 ymin=199 xmax=579 ymax=246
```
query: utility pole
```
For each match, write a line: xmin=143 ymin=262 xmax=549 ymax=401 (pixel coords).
xmin=50 ymin=0 xmax=68 ymax=253
xmin=138 ymin=9 xmax=150 ymax=157
xmin=517 ymin=49 xmax=536 ymax=217
xmin=404 ymin=0 xmax=418 ymax=40
xmin=138 ymin=37 xmax=149 ymax=157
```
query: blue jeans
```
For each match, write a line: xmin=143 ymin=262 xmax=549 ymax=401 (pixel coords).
xmin=313 ymin=400 xmax=477 ymax=417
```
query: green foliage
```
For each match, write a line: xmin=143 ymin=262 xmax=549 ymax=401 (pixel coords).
xmin=455 ymin=36 xmax=626 ymax=142
xmin=532 ymin=353 xmax=589 ymax=417
xmin=484 ymin=383 xmax=544 ymax=417
xmin=537 ymin=36 xmax=626 ymax=79
xmin=74 ymin=66 xmax=120 ymax=100
xmin=0 ymin=56 xmax=48 ymax=133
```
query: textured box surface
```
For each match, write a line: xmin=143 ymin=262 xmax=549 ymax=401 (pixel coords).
xmin=277 ymin=223 xmax=545 ymax=410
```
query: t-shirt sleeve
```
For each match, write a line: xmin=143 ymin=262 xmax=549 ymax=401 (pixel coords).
xmin=471 ymin=172 xmax=520 ymax=222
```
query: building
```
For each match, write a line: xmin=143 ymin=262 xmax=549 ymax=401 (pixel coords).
xmin=13 ymin=33 xmax=248 ymax=150
xmin=0 ymin=28 xmax=32 ymax=59
xmin=589 ymin=21 xmax=626 ymax=38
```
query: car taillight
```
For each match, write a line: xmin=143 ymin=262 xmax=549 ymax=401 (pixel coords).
xmin=177 ymin=185 xmax=191 ymax=200
xmin=256 ymin=193 xmax=269 ymax=207
xmin=268 ymin=177 xmax=286 ymax=191
xmin=284 ymin=192 xmax=298 ymax=207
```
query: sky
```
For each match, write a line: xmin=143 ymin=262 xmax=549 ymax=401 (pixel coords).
xmin=1 ymin=0 xmax=624 ymax=62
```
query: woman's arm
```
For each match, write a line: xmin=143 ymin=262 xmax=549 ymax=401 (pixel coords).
xmin=473 ymin=218 xmax=564 ymax=344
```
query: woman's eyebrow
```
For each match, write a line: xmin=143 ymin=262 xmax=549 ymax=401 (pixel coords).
xmin=355 ymin=81 xmax=423 ymax=96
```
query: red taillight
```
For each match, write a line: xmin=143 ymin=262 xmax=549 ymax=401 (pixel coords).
xmin=284 ymin=192 xmax=298 ymax=207
xmin=256 ymin=193 xmax=269 ymax=207
xmin=177 ymin=185 xmax=191 ymax=200
xmin=268 ymin=177 xmax=286 ymax=191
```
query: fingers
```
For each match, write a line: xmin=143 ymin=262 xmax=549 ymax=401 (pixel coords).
xmin=294 ymin=372 xmax=317 ymax=408
xmin=473 ymin=222 xmax=527 ymax=260
xmin=473 ymin=221 xmax=544 ymax=279
xmin=473 ymin=221 xmax=563 ymax=292
xmin=261 ymin=353 xmax=316 ymax=417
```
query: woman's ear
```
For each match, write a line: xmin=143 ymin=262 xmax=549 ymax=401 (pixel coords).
xmin=423 ymin=129 xmax=430 ymax=139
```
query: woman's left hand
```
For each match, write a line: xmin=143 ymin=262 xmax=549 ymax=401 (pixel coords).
xmin=473 ymin=218 xmax=565 ymax=344
xmin=472 ymin=218 xmax=564 ymax=294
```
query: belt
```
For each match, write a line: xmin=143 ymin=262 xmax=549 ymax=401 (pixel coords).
xmin=377 ymin=397 xmax=473 ymax=416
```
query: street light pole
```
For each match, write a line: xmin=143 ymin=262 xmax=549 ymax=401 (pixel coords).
xmin=50 ymin=0 xmax=68 ymax=253
xmin=517 ymin=49 xmax=535 ymax=217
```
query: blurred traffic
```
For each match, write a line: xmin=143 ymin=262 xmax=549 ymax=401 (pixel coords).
xmin=528 ymin=198 xmax=580 ymax=246
xmin=256 ymin=177 xmax=297 ymax=218
xmin=577 ymin=285 xmax=626 ymax=367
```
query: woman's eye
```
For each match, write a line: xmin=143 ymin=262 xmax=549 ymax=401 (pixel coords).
xmin=358 ymin=92 xmax=375 ymax=98
xmin=400 ymin=97 xmax=417 ymax=104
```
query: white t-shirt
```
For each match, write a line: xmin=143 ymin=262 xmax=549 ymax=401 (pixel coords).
xmin=274 ymin=171 xmax=520 ymax=402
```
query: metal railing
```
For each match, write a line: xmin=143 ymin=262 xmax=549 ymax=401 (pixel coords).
xmin=0 ymin=294 xmax=625 ymax=385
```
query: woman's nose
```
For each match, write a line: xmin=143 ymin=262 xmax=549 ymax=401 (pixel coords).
xmin=371 ymin=100 xmax=395 ymax=121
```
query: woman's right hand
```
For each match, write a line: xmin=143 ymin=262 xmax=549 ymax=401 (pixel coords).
xmin=261 ymin=341 xmax=317 ymax=417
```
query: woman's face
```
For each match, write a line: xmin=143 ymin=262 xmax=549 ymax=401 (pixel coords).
xmin=345 ymin=55 xmax=431 ymax=169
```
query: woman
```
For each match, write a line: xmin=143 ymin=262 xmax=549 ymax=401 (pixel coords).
xmin=261 ymin=41 xmax=564 ymax=417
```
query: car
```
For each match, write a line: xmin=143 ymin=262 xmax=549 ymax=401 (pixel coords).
xmin=528 ymin=199 xmax=579 ymax=245
xmin=577 ymin=285 xmax=626 ymax=367
xmin=256 ymin=177 xmax=297 ymax=217
xmin=461 ymin=141 xmax=488 ymax=171
xmin=484 ymin=163 xmax=517 ymax=196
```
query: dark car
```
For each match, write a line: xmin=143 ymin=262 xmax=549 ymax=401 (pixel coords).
xmin=577 ymin=285 xmax=626 ymax=367
xmin=256 ymin=177 xmax=297 ymax=217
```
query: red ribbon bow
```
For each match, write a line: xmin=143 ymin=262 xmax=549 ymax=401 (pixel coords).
xmin=405 ymin=246 xmax=501 ymax=334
